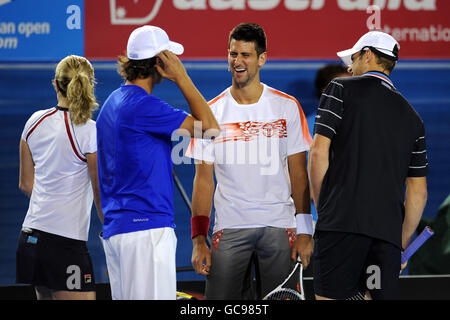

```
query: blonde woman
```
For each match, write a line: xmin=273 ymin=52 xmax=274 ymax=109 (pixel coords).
xmin=16 ymin=55 xmax=103 ymax=300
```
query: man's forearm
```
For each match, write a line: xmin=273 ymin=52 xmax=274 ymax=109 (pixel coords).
xmin=402 ymin=177 xmax=428 ymax=249
xmin=191 ymin=163 xmax=215 ymax=244
xmin=291 ymin=181 xmax=311 ymax=214
xmin=289 ymin=152 xmax=311 ymax=214
xmin=308 ymin=150 xmax=329 ymax=208
xmin=192 ymin=178 xmax=214 ymax=219
xmin=307 ymin=135 xmax=331 ymax=208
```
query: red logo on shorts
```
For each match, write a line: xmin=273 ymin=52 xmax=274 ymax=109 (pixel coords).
xmin=212 ymin=230 xmax=224 ymax=250
xmin=286 ymin=228 xmax=296 ymax=248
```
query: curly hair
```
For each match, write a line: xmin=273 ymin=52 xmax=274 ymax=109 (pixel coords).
xmin=117 ymin=55 xmax=158 ymax=81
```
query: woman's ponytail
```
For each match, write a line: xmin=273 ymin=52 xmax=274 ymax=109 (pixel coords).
xmin=54 ymin=55 xmax=98 ymax=125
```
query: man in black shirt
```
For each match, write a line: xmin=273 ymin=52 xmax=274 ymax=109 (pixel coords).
xmin=309 ymin=31 xmax=428 ymax=300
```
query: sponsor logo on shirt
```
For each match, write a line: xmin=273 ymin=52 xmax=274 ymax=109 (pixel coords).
xmin=215 ymin=119 xmax=287 ymax=144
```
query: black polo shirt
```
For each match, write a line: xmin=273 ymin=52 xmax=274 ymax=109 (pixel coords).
xmin=313 ymin=71 xmax=429 ymax=248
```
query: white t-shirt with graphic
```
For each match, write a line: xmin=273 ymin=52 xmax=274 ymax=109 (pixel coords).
xmin=187 ymin=84 xmax=311 ymax=233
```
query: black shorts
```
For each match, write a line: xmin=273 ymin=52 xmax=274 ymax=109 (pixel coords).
xmin=16 ymin=228 xmax=96 ymax=292
xmin=313 ymin=230 xmax=401 ymax=300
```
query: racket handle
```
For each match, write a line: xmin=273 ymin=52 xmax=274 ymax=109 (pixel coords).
xmin=401 ymin=226 xmax=434 ymax=264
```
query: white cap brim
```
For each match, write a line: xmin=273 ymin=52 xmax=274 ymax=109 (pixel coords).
xmin=337 ymin=48 xmax=358 ymax=67
xmin=168 ymin=41 xmax=184 ymax=55
xmin=337 ymin=31 xmax=400 ymax=66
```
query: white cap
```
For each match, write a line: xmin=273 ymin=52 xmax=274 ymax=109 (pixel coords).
xmin=127 ymin=25 xmax=184 ymax=60
xmin=337 ymin=31 xmax=400 ymax=66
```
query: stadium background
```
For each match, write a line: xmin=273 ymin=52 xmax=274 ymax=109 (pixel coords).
xmin=0 ymin=0 xmax=449 ymax=290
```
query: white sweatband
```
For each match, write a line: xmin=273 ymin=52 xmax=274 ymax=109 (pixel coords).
xmin=295 ymin=213 xmax=314 ymax=235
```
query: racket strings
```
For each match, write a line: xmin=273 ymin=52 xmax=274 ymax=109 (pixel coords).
xmin=346 ymin=291 xmax=366 ymax=300
xmin=264 ymin=288 xmax=303 ymax=300
xmin=263 ymin=260 xmax=305 ymax=300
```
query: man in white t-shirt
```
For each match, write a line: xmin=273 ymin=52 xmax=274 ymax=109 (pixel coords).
xmin=187 ymin=23 xmax=314 ymax=299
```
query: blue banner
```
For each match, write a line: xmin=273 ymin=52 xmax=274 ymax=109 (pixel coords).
xmin=0 ymin=0 xmax=84 ymax=61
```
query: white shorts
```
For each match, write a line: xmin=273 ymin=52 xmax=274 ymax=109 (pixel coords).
xmin=102 ymin=227 xmax=177 ymax=300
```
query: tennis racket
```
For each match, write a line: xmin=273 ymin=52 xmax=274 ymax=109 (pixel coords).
xmin=401 ymin=226 xmax=434 ymax=264
xmin=263 ymin=257 xmax=305 ymax=300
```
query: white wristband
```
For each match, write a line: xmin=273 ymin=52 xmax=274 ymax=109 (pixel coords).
xmin=295 ymin=213 xmax=314 ymax=235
